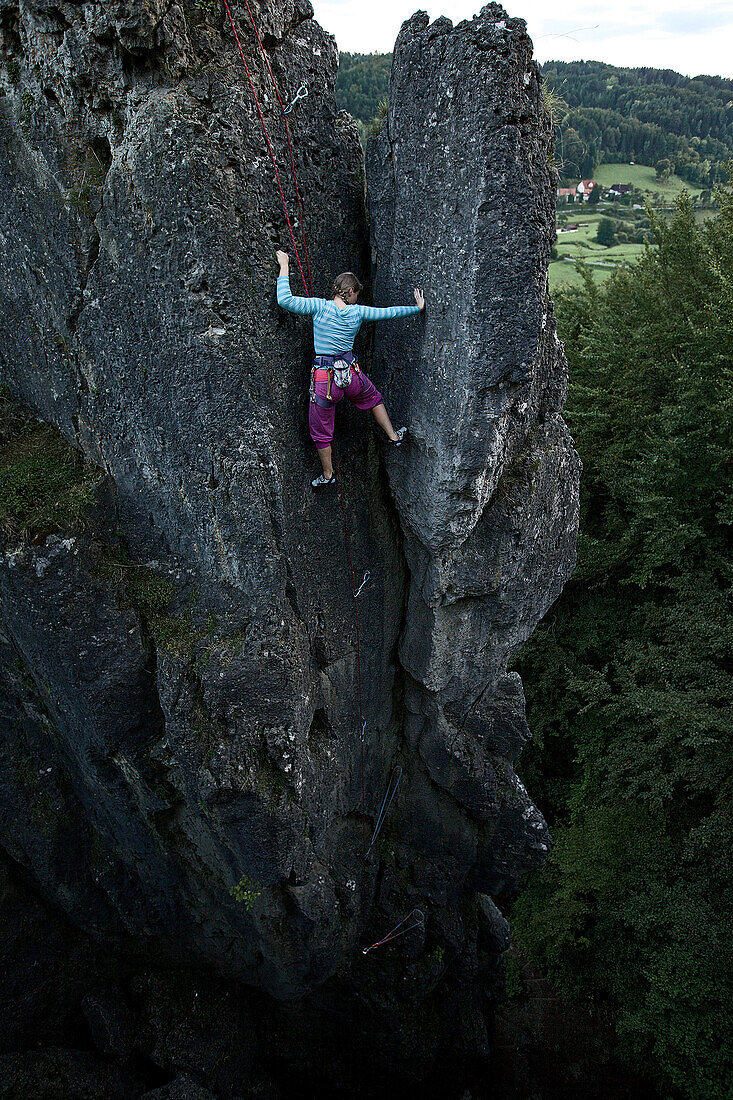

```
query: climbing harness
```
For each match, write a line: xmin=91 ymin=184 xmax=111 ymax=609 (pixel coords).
xmin=284 ymin=83 xmax=309 ymax=114
xmin=362 ymin=909 xmax=425 ymax=954
xmin=310 ymin=371 xmax=332 ymax=408
xmin=364 ymin=766 xmax=402 ymax=861
xmin=309 ymin=352 xmax=363 ymax=407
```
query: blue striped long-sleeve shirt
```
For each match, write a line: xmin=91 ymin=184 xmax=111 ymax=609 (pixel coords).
xmin=277 ymin=274 xmax=420 ymax=354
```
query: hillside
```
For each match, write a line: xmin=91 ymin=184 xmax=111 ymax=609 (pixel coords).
xmin=336 ymin=54 xmax=733 ymax=187
xmin=335 ymin=50 xmax=391 ymax=123
xmin=542 ymin=60 xmax=733 ymax=185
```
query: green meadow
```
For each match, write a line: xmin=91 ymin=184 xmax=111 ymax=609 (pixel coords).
xmin=549 ymin=257 xmax=615 ymax=288
xmin=550 ymin=166 xmax=714 ymax=290
xmin=591 ymin=162 xmax=704 ymax=198
xmin=551 ymin=211 xmax=646 ymax=289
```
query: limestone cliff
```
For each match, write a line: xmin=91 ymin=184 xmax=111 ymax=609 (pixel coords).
xmin=0 ymin=0 xmax=580 ymax=1091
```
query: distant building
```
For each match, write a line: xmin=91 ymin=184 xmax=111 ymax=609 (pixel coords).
xmin=557 ymin=187 xmax=575 ymax=202
xmin=608 ymin=183 xmax=633 ymax=198
xmin=576 ymin=179 xmax=597 ymax=200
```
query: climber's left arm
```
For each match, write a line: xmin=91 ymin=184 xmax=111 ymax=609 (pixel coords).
xmin=276 ymin=274 xmax=325 ymax=316
xmin=357 ymin=288 xmax=425 ymax=320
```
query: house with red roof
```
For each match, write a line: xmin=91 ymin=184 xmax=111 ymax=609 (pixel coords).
xmin=576 ymin=179 xmax=597 ymax=200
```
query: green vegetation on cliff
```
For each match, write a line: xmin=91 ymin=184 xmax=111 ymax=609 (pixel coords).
xmin=508 ymin=173 xmax=733 ymax=1099
xmin=0 ymin=386 xmax=104 ymax=540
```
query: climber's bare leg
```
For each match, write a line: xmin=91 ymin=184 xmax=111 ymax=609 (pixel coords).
xmin=317 ymin=445 xmax=334 ymax=478
xmin=370 ymin=403 xmax=399 ymax=442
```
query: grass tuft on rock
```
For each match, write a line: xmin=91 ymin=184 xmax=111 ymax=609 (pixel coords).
xmin=229 ymin=874 xmax=261 ymax=910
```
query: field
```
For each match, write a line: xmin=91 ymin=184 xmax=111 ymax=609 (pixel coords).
xmin=549 ymin=258 xmax=616 ymax=289
xmin=551 ymin=210 xmax=646 ymax=290
xmin=592 ymin=162 xmax=704 ymax=198
xmin=556 ymin=212 xmax=646 ymax=261
xmin=549 ymin=165 xmax=714 ymax=290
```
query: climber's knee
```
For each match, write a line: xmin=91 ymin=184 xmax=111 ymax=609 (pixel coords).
xmin=348 ymin=372 xmax=382 ymax=410
xmin=309 ymin=401 xmax=335 ymax=448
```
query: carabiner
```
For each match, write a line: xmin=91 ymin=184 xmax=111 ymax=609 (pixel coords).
xmin=284 ymin=84 xmax=308 ymax=115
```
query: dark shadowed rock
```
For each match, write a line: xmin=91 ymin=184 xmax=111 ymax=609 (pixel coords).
xmin=139 ymin=1076 xmax=219 ymax=1100
xmin=0 ymin=1046 xmax=140 ymax=1099
xmin=0 ymin=0 xmax=579 ymax=1089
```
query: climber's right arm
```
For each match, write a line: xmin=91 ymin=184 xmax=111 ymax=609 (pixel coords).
xmin=358 ymin=287 xmax=425 ymax=321
xmin=275 ymin=251 xmax=322 ymax=316
xmin=357 ymin=302 xmax=422 ymax=321
xmin=276 ymin=273 xmax=321 ymax=316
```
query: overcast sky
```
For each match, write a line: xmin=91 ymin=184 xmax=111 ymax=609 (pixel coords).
xmin=311 ymin=0 xmax=733 ymax=80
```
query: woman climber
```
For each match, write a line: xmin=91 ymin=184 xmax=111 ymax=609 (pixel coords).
xmin=275 ymin=249 xmax=425 ymax=489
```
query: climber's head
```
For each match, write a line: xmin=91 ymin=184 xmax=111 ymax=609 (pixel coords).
xmin=332 ymin=272 xmax=362 ymax=303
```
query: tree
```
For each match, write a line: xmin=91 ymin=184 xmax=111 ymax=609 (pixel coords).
xmin=588 ymin=185 xmax=601 ymax=205
xmin=606 ymin=125 xmax=621 ymax=152
xmin=596 ymin=217 xmax=615 ymax=246
xmin=561 ymin=126 xmax=586 ymax=177
xmin=655 ymin=157 xmax=672 ymax=180
xmin=508 ymin=173 xmax=733 ymax=1100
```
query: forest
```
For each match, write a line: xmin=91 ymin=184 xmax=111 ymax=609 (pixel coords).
xmin=507 ymin=178 xmax=733 ymax=1100
xmin=336 ymin=54 xmax=733 ymax=185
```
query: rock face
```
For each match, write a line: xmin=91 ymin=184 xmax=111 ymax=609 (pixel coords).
xmin=365 ymin=1 xmax=580 ymax=893
xmin=0 ymin=0 xmax=580 ymax=1089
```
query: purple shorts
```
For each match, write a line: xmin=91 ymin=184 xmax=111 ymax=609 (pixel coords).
xmin=309 ymin=366 xmax=383 ymax=449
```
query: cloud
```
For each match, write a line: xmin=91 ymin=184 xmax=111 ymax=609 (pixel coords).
xmin=655 ymin=7 xmax=733 ymax=35
xmin=311 ymin=0 xmax=733 ymax=79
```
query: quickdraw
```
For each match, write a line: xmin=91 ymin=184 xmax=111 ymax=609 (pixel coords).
xmin=284 ymin=83 xmax=309 ymax=114
xmin=362 ymin=909 xmax=425 ymax=955
xmin=364 ymin=766 xmax=402 ymax=861
xmin=354 ymin=570 xmax=370 ymax=598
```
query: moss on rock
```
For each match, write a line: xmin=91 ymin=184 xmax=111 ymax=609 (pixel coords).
xmin=0 ymin=385 xmax=104 ymax=542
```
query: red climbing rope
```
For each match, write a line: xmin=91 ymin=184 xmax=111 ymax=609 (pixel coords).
xmin=237 ymin=0 xmax=314 ymax=296
xmin=362 ymin=909 xmax=425 ymax=954
xmin=220 ymin=0 xmax=312 ymax=294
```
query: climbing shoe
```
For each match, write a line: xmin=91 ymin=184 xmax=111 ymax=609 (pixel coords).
xmin=311 ymin=472 xmax=336 ymax=490
xmin=387 ymin=426 xmax=408 ymax=447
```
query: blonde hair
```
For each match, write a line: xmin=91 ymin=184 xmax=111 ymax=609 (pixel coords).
xmin=332 ymin=271 xmax=363 ymax=300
